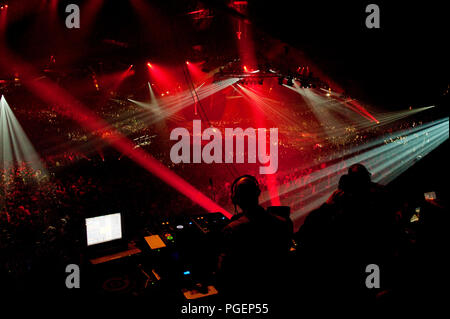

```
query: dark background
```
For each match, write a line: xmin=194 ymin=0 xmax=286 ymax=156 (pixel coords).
xmin=247 ymin=0 xmax=449 ymax=109
xmin=3 ymin=0 xmax=449 ymax=110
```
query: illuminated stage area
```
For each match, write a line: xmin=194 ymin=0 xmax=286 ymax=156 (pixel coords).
xmin=0 ymin=0 xmax=448 ymax=311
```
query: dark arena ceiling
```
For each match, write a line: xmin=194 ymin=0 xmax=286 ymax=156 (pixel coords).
xmin=1 ymin=0 xmax=448 ymax=108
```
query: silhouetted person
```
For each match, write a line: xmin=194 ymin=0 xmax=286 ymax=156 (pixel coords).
xmin=338 ymin=173 xmax=351 ymax=191
xmin=217 ymin=175 xmax=293 ymax=299
xmin=348 ymin=163 xmax=371 ymax=188
xmin=296 ymin=163 xmax=398 ymax=303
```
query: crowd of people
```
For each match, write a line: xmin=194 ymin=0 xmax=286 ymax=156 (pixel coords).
xmin=1 ymin=154 xmax=444 ymax=302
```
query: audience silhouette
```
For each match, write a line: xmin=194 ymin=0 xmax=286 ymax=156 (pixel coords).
xmin=295 ymin=163 xmax=401 ymax=303
xmin=217 ymin=175 xmax=293 ymax=299
xmin=217 ymin=164 xmax=446 ymax=307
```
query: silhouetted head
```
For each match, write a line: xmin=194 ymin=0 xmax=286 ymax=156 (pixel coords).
xmin=338 ymin=174 xmax=350 ymax=191
xmin=231 ymin=175 xmax=261 ymax=212
xmin=348 ymin=163 xmax=371 ymax=190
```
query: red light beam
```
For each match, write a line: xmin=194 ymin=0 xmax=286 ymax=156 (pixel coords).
xmin=0 ymin=45 xmax=232 ymax=219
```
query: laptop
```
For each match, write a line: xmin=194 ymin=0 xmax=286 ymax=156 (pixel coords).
xmin=85 ymin=212 xmax=139 ymax=263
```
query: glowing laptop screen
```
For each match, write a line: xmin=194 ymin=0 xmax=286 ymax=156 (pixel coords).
xmin=85 ymin=213 xmax=122 ymax=246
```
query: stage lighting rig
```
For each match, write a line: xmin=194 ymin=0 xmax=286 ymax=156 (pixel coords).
xmin=213 ymin=60 xmax=326 ymax=89
xmin=214 ymin=69 xmax=278 ymax=84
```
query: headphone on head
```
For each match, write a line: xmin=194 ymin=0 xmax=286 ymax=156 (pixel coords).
xmin=230 ymin=175 xmax=261 ymax=207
